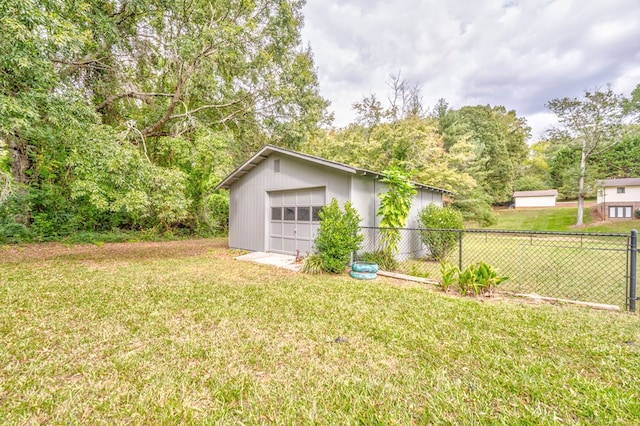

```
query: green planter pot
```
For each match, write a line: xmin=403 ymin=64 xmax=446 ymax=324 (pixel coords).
xmin=351 ymin=261 xmax=379 ymax=273
xmin=350 ymin=262 xmax=378 ymax=280
xmin=349 ymin=270 xmax=377 ymax=280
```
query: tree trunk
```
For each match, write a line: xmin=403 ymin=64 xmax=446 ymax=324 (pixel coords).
xmin=576 ymin=149 xmax=587 ymax=226
xmin=5 ymin=134 xmax=32 ymax=185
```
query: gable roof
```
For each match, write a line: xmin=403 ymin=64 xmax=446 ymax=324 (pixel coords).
xmin=513 ymin=189 xmax=558 ymax=198
xmin=601 ymin=177 xmax=640 ymax=187
xmin=215 ymin=144 xmax=452 ymax=194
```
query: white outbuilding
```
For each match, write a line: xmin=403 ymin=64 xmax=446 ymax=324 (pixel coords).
xmin=513 ymin=190 xmax=558 ymax=208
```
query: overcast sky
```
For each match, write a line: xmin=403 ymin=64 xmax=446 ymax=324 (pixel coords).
xmin=300 ymin=0 xmax=640 ymax=141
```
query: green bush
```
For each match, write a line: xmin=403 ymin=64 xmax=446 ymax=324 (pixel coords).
xmin=358 ymin=250 xmax=398 ymax=271
xmin=0 ymin=191 xmax=32 ymax=243
xmin=417 ymin=204 xmax=464 ymax=261
xmin=635 ymin=209 xmax=640 ymax=219
xmin=314 ymin=199 xmax=364 ymax=273
xmin=452 ymin=191 xmax=497 ymax=227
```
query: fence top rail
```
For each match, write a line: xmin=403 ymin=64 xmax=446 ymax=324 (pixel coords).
xmin=360 ymin=226 xmax=629 ymax=238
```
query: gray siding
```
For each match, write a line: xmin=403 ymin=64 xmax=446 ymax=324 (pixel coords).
xmin=229 ymin=153 xmax=350 ymax=251
xmin=350 ymin=175 xmax=377 ymax=226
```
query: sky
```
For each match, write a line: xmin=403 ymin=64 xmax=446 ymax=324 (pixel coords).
xmin=300 ymin=0 xmax=640 ymax=141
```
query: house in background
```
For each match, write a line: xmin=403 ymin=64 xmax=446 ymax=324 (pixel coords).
xmin=596 ymin=178 xmax=640 ymax=219
xmin=512 ymin=190 xmax=558 ymax=208
xmin=216 ymin=144 xmax=452 ymax=257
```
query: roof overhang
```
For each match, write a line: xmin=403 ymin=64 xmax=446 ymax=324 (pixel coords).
xmin=215 ymin=144 xmax=453 ymax=195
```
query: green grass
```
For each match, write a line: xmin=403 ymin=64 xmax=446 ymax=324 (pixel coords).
xmin=489 ymin=207 xmax=639 ymax=233
xmin=1 ymin=240 xmax=640 ymax=424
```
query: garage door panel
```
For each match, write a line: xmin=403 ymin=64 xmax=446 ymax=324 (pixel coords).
xmin=269 ymin=188 xmax=325 ymax=255
xmin=284 ymin=192 xmax=296 ymax=204
xmin=283 ymin=238 xmax=296 ymax=253
xmin=270 ymin=222 xmax=283 ymax=236
xmin=297 ymin=240 xmax=312 ymax=254
xmin=296 ymin=223 xmax=311 ymax=238
xmin=311 ymin=189 xmax=324 ymax=204
xmin=283 ymin=223 xmax=296 ymax=235
xmin=297 ymin=192 xmax=311 ymax=205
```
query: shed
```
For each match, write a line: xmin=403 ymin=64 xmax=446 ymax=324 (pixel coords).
xmin=596 ymin=177 xmax=640 ymax=219
xmin=216 ymin=144 xmax=452 ymax=256
xmin=513 ymin=190 xmax=558 ymax=208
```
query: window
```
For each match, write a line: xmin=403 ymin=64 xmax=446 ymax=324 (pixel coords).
xmin=284 ymin=207 xmax=295 ymax=221
xmin=271 ymin=207 xmax=282 ymax=220
xmin=609 ymin=206 xmax=632 ymax=218
xmin=274 ymin=159 xmax=280 ymax=173
xmin=312 ymin=206 xmax=323 ymax=222
xmin=617 ymin=187 xmax=625 ymax=194
xmin=297 ymin=207 xmax=310 ymax=221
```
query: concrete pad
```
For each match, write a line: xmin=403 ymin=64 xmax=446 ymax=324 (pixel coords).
xmin=235 ymin=251 xmax=301 ymax=271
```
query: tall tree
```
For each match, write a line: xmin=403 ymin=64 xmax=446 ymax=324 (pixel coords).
xmin=437 ymin=105 xmax=530 ymax=203
xmin=547 ymin=87 xmax=627 ymax=225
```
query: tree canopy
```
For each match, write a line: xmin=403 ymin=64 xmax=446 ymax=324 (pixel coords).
xmin=1 ymin=0 xmax=329 ymax=239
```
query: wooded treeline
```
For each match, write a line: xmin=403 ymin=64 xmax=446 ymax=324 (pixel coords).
xmin=1 ymin=1 xmax=639 ymax=241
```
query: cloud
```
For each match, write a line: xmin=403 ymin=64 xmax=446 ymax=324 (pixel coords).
xmin=301 ymin=0 xmax=640 ymax=140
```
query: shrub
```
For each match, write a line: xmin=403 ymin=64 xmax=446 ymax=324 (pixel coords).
xmin=452 ymin=191 xmax=497 ymax=227
xmin=301 ymin=254 xmax=324 ymax=274
xmin=358 ymin=250 xmax=398 ymax=271
xmin=314 ymin=199 xmax=364 ymax=273
xmin=635 ymin=209 xmax=640 ymax=219
xmin=417 ymin=203 xmax=464 ymax=261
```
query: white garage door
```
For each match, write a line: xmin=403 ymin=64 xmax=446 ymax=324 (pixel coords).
xmin=269 ymin=188 xmax=325 ymax=255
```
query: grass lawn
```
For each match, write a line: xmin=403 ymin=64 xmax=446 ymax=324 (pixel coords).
xmin=488 ymin=206 xmax=640 ymax=234
xmin=1 ymin=239 xmax=640 ymax=424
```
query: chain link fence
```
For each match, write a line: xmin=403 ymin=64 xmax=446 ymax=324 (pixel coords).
xmin=356 ymin=227 xmax=635 ymax=309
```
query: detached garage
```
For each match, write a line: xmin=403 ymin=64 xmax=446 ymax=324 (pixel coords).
xmin=216 ymin=145 xmax=451 ymax=255
xmin=513 ymin=190 xmax=558 ymax=208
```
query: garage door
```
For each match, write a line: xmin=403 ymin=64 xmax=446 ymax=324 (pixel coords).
xmin=269 ymin=188 xmax=325 ymax=255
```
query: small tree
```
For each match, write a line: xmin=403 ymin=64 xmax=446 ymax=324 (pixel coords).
xmin=377 ymin=168 xmax=416 ymax=256
xmin=314 ymin=199 xmax=364 ymax=273
xmin=418 ymin=203 xmax=463 ymax=261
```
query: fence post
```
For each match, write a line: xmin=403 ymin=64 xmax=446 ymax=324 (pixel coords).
xmin=458 ymin=230 xmax=463 ymax=271
xmin=630 ymin=229 xmax=637 ymax=313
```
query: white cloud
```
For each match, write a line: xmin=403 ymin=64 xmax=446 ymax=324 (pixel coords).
xmin=301 ymin=0 xmax=640 ymax=140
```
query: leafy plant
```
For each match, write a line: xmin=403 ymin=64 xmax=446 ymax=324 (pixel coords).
xmin=457 ymin=263 xmax=478 ymax=296
xmin=377 ymin=168 xmax=416 ymax=257
xmin=471 ymin=262 xmax=509 ymax=296
xmin=314 ymin=199 xmax=364 ymax=273
xmin=301 ymin=254 xmax=324 ymax=274
xmin=358 ymin=250 xmax=398 ymax=271
xmin=635 ymin=209 xmax=640 ymax=219
xmin=439 ymin=261 xmax=459 ymax=293
xmin=454 ymin=262 xmax=508 ymax=296
xmin=418 ymin=203 xmax=464 ymax=261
